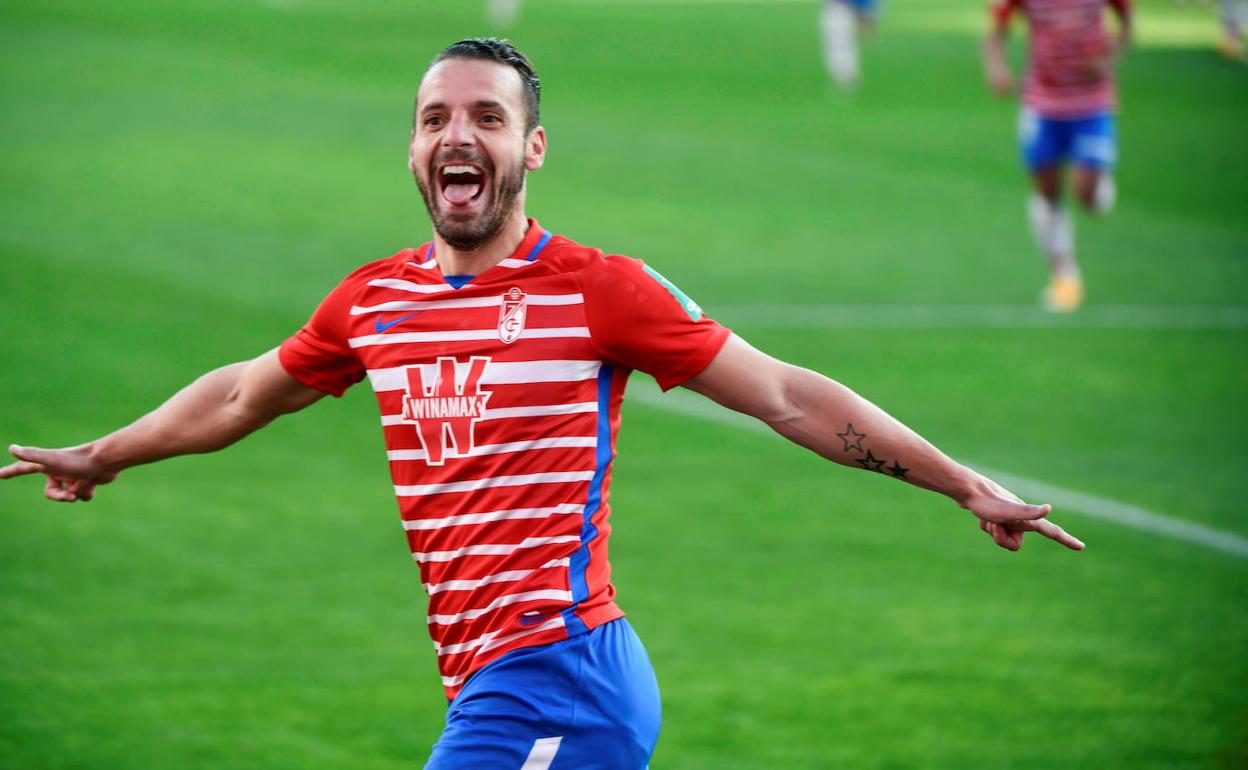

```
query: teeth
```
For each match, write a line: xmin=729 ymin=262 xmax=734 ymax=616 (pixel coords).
xmin=443 ymin=165 xmax=479 ymax=175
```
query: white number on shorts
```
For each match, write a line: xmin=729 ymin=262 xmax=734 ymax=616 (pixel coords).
xmin=520 ymin=736 xmax=562 ymax=770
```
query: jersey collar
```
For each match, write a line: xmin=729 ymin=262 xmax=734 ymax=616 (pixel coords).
xmin=410 ymin=218 xmax=552 ymax=288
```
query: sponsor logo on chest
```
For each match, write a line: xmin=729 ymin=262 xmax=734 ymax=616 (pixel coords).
xmin=400 ymin=356 xmax=492 ymax=466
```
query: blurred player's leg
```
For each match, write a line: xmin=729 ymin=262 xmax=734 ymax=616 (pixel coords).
xmin=1028 ymin=184 xmax=1082 ymax=313
xmin=822 ymin=0 xmax=859 ymax=88
xmin=1071 ymin=112 xmax=1117 ymax=216
xmin=487 ymin=0 xmax=522 ymax=29
xmin=1220 ymin=0 xmax=1248 ymax=60
xmin=1073 ymin=167 xmax=1115 ymax=215
xmin=1020 ymin=109 xmax=1082 ymax=312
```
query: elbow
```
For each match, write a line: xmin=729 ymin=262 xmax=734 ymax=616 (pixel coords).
xmin=764 ymin=364 xmax=817 ymax=429
xmin=222 ymin=382 xmax=275 ymax=434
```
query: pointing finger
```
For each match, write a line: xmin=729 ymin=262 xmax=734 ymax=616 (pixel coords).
xmin=1030 ymin=518 xmax=1085 ymax=551
xmin=0 ymin=460 xmax=47 ymax=479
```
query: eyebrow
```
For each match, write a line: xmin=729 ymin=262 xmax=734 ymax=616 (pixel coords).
xmin=419 ymin=99 xmax=508 ymax=116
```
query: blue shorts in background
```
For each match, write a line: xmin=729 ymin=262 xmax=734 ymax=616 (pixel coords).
xmin=1018 ymin=108 xmax=1117 ymax=172
xmin=424 ymin=618 xmax=661 ymax=770
xmin=833 ymin=0 xmax=882 ymax=18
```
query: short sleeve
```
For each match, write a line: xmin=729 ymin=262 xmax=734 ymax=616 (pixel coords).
xmin=278 ymin=276 xmax=366 ymax=398
xmin=579 ymin=255 xmax=731 ymax=391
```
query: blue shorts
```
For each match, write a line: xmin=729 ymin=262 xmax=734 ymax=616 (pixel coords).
xmin=1018 ymin=108 xmax=1117 ymax=172
xmin=832 ymin=0 xmax=881 ymax=17
xmin=425 ymin=618 xmax=661 ymax=770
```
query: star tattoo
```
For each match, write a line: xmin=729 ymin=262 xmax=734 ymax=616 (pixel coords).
xmin=837 ymin=423 xmax=867 ymax=453
xmin=856 ymin=450 xmax=886 ymax=472
xmin=886 ymin=461 xmax=909 ymax=480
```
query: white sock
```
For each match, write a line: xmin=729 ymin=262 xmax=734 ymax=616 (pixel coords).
xmin=1028 ymin=194 xmax=1078 ymax=278
xmin=1027 ymin=193 xmax=1054 ymax=251
xmin=1092 ymin=174 xmax=1116 ymax=215
xmin=821 ymin=1 xmax=859 ymax=87
xmin=1051 ymin=206 xmax=1079 ymax=278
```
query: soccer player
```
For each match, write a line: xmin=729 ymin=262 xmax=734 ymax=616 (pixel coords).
xmin=1 ymin=38 xmax=1084 ymax=769
xmin=820 ymin=0 xmax=881 ymax=89
xmin=486 ymin=0 xmax=523 ymax=30
xmin=983 ymin=0 xmax=1133 ymax=312
xmin=1219 ymin=0 xmax=1248 ymax=60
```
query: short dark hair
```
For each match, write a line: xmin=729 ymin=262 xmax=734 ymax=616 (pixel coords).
xmin=431 ymin=38 xmax=541 ymax=133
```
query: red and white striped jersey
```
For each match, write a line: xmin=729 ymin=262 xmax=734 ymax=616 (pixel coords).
xmin=991 ymin=0 xmax=1132 ymax=119
xmin=279 ymin=220 xmax=730 ymax=698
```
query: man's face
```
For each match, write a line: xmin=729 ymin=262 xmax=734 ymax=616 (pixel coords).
xmin=410 ymin=58 xmax=546 ymax=251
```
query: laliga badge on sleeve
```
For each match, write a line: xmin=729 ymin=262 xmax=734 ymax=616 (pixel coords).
xmin=498 ymin=287 xmax=527 ymax=344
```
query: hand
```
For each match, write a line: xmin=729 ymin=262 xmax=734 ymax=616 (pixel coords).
xmin=0 ymin=444 xmax=119 ymax=503
xmin=987 ymin=68 xmax=1014 ymax=97
xmin=960 ymin=474 xmax=1084 ymax=552
xmin=1077 ymin=54 xmax=1113 ymax=84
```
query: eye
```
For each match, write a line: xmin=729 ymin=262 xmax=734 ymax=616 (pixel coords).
xmin=423 ymin=115 xmax=444 ymax=129
xmin=481 ymin=114 xmax=503 ymax=125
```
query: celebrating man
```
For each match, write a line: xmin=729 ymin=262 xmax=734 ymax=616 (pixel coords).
xmin=2 ymin=38 xmax=1082 ymax=769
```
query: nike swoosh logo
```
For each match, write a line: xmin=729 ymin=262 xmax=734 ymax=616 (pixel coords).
xmin=374 ymin=312 xmax=421 ymax=333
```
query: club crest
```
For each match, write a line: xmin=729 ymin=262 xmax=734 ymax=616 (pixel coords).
xmin=497 ymin=287 xmax=527 ymax=344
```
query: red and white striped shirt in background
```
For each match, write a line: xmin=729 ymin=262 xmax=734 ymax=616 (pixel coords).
xmin=991 ymin=0 xmax=1132 ymax=119
xmin=279 ymin=220 xmax=730 ymax=698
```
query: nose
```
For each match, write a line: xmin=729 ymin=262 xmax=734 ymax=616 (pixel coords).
xmin=442 ymin=112 xmax=476 ymax=149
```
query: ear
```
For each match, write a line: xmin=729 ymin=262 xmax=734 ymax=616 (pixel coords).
xmin=524 ymin=126 xmax=547 ymax=172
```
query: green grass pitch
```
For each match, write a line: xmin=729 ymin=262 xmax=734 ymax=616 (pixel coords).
xmin=1 ymin=0 xmax=1245 ymax=767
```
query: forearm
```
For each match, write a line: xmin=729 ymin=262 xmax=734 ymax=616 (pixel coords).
xmin=85 ymin=363 xmax=268 ymax=472
xmin=84 ymin=349 xmax=322 ymax=473
xmin=983 ymin=30 xmax=1011 ymax=82
xmin=764 ymin=365 xmax=978 ymax=504
xmin=1116 ymin=17 xmax=1132 ymax=53
xmin=683 ymin=335 xmax=1080 ymax=550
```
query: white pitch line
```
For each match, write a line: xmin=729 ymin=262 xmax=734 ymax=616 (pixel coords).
xmin=627 ymin=381 xmax=1248 ymax=560
xmin=713 ymin=304 xmax=1248 ymax=330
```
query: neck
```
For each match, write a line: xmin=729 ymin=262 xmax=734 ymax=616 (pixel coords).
xmin=433 ymin=208 xmax=529 ymax=277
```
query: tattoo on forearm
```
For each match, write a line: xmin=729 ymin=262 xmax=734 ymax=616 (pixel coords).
xmin=856 ymin=450 xmax=886 ymax=472
xmin=838 ymin=422 xmax=909 ymax=481
xmin=837 ymin=423 xmax=866 ymax=453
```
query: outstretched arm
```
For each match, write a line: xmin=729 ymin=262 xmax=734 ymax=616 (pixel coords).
xmin=983 ymin=0 xmax=1017 ymax=97
xmin=683 ymin=335 xmax=1083 ymax=552
xmin=0 ymin=349 xmax=326 ymax=502
xmin=983 ymin=23 xmax=1014 ymax=96
xmin=1110 ymin=0 xmax=1133 ymax=58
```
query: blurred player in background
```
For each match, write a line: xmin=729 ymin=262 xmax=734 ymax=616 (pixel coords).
xmin=2 ymin=37 xmax=1083 ymax=769
xmin=821 ymin=0 xmax=881 ymax=89
xmin=1219 ymin=0 xmax=1248 ymax=59
xmin=984 ymin=0 xmax=1133 ymax=312
xmin=487 ymin=0 xmax=523 ymax=30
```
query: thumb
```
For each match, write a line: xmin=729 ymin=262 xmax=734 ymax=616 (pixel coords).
xmin=976 ymin=499 xmax=1051 ymax=524
xmin=1013 ymin=502 xmax=1052 ymax=521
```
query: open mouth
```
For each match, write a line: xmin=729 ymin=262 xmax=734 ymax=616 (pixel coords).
xmin=438 ymin=164 xmax=486 ymax=207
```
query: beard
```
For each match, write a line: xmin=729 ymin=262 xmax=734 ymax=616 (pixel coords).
xmin=415 ymin=151 xmax=527 ymax=252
